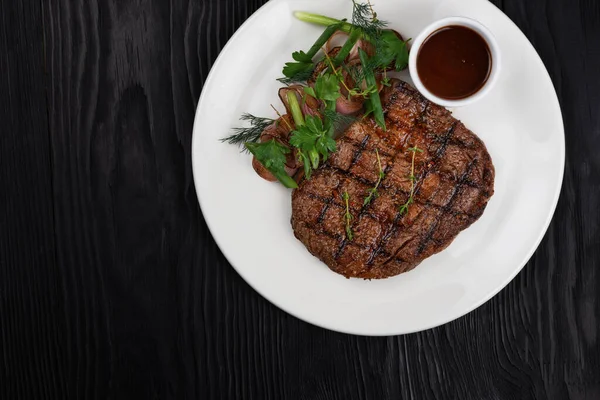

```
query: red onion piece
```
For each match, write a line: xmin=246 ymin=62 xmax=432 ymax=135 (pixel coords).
xmin=336 ymin=95 xmax=364 ymax=115
xmin=309 ymin=47 xmax=341 ymax=85
xmin=326 ymin=31 xmax=349 ymax=53
xmin=348 ymin=39 xmax=375 ymax=61
xmin=252 ymin=157 xmax=277 ymax=182
xmin=278 ymin=86 xmax=320 ymax=120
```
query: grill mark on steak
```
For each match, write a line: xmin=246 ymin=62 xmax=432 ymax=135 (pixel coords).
xmin=303 ymin=190 xmax=479 ymax=234
xmin=291 ymin=79 xmax=495 ymax=279
xmin=301 ymin=220 xmax=397 ymax=260
xmin=362 ymin=118 xmax=457 ymax=269
xmin=325 ymin=134 xmax=371 ymax=249
xmin=328 ymin=88 xmax=437 ymax=263
xmin=308 ymin=133 xmax=373 ymax=255
xmin=316 ymin=195 xmax=334 ymax=224
xmin=336 ymin=153 xmax=421 ymax=259
xmin=415 ymin=158 xmax=477 ymax=257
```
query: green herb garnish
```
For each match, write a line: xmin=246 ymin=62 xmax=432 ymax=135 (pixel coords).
xmin=294 ymin=1 xmax=385 ymax=39
xmin=374 ymin=29 xmax=410 ymax=71
xmin=332 ymin=28 xmax=362 ymax=66
xmin=286 ymin=91 xmax=337 ymax=179
xmin=323 ymin=49 xmax=377 ymax=102
xmin=322 ymin=109 xmax=356 ymax=131
xmin=293 ymin=12 xmax=353 ymax=33
xmin=221 ymin=113 xmax=275 ymax=148
xmin=398 ymin=146 xmax=423 ymax=215
xmin=225 ymin=2 xmax=412 ymax=190
xmin=342 ymin=191 xmax=354 ymax=240
xmin=287 ymin=90 xmax=305 ymax=128
xmin=303 ymin=73 xmax=341 ymax=102
xmin=349 ymin=0 xmax=387 ymax=38
xmin=294 ymin=2 xmax=409 ymax=74
xmin=363 ymin=148 xmax=385 ymax=206
xmin=289 ymin=115 xmax=337 ymax=180
xmin=381 ymin=72 xmax=391 ymax=87
xmin=245 ymin=140 xmax=298 ymax=189
xmin=358 ymin=48 xmax=385 ymax=130
xmin=280 ymin=23 xmax=343 ymax=84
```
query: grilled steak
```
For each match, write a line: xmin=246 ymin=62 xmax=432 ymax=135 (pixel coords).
xmin=291 ymin=79 xmax=495 ymax=279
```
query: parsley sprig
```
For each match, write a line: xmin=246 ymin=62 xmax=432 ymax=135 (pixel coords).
xmin=303 ymin=73 xmax=341 ymax=103
xmin=279 ymin=23 xmax=343 ymax=84
xmin=289 ymin=115 xmax=337 ymax=179
xmin=287 ymin=90 xmax=337 ymax=179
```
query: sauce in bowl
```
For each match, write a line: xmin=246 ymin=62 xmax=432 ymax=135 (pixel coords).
xmin=417 ymin=26 xmax=491 ymax=100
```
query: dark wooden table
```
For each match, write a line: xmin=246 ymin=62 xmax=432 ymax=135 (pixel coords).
xmin=1 ymin=0 xmax=599 ymax=399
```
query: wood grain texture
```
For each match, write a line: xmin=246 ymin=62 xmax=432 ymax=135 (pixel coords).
xmin=0 ymin=0 xmax=599 ymax=399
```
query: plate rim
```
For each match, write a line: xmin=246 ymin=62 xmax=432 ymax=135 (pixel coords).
xmin=191 ymin=0 xmax=565 ymax=336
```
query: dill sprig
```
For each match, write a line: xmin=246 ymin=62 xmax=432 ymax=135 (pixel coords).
xmin=323 ymin=109 xmax=356 ymax=132
xmin=342 ymin=191 xmax=354 ymax=240
xmin=353 ymin=0 xmax=409 ymax=72
xmin=363 ymin=148 xmax=385 ymax=206
xmin=221 ymin=113 xmax=275 ymax=149
xmin=399 ymin=146 xmax=423 ymax=215
xmin=351 ymin=0 xmax=387 ymax=39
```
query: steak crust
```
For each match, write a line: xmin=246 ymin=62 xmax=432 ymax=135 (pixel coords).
xmin=291 ymin=79 xmax=495 ymax=279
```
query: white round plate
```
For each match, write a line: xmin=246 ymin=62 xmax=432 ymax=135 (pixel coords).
xmin=192 ymin=0 xmax=564 ymax=335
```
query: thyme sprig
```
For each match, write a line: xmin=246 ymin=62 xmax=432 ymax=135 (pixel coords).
xmin=398 ymin=146 xmax=423 ymax=215
xmin=342 ymin=191 xmax=354 ymax=240
xmin=363 ymin=148 xmax=384 ymax=206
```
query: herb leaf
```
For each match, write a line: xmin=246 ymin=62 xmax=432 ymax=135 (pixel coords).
xmin=375 ymin=30 xmax=410 ymax=71
xmin=280 ymin=23 xmax=342 ymax=84
xmin=292 ymin=50 xmax=312 ymax=63
xmin=303 ymin=72 xmax=345 ymax=138
xmin=282 ymin=61 xmax=314 ymax=83
xmin=281 ymin=50 xmax=316 ymax=81
xmin=245 ymin=140 xmax=298 ymax=188
xmin=307 ymin=74 xmax=341 ymax=102
xmin=289 ymin=115 xmax=337 ymax=179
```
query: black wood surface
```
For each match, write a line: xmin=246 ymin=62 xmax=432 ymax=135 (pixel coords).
xmin=1 ymin=0 xmax=599 ymax=398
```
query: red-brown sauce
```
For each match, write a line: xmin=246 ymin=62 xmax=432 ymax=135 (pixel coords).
xmin=417 ymin=26 xmax=491 ymax=100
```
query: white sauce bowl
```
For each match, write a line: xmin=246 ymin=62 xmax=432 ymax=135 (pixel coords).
xmin=408 ymin=16 xmax=502 ymax=107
